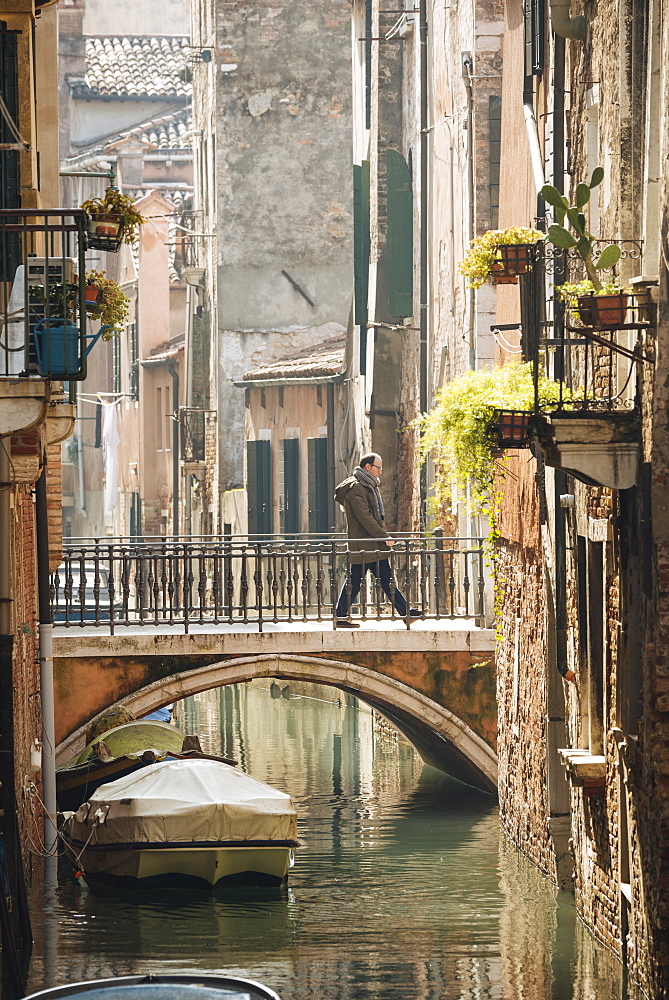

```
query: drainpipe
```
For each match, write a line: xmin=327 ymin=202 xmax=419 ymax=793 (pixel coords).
xmin=418 ymin=0 xmax=429 ymax=522
xmin=0 ymin=442 xmax=10 ymax=636
xmin=550 ymin=0 xmax=586 ymax=42
xmin=167 ymin=363 xmax=180 ymax=537
xmin=35 ymin=467 xmax=57 ymax=863
xmin=327 ymin=382 xmax=336 ymax=531
xmin=463 ymin=55 xmax=476 ymax=371
xmin=552 ymin=33 xmax=570 ymax=680
xmin=76 ymin=393 xmax=86 ymax=523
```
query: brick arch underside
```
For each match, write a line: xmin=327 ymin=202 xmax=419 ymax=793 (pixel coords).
xmin=56 ymin=654 xmax=498 ymax=795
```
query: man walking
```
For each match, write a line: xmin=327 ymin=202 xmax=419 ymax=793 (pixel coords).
xmin=333 ymin=453 xmax=416 ymax=627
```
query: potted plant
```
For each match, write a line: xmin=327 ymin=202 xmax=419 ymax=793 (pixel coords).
xmin=541 ymin=168 xmax=624 ymax=287
xmin=556 ymin=278 xmax=630 ymax=327
xmin=488 ymin=409 xmax=534 ymax=449
xmin=29 ymin=280 xmax=80 ymax=319
xmin=458 ymin=227 xmax=544 ymax=289
xmin=84 ymin=270 xmax=129 ymax=337
xmin=81 ymin=187 xmax=145 ymax=251
xmin=419 ymin=361 xmax=564 ymax=530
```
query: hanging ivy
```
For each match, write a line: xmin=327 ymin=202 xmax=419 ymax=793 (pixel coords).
xmin=419 ymin=361 xmax=564 ymax=530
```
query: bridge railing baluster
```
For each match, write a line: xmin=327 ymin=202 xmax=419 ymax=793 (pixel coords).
xmin=52 ymin=533 xmax=490 ymax=630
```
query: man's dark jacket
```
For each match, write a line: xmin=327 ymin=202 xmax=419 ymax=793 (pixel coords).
xmin=334 ymin=475 xmax=391 ymax=565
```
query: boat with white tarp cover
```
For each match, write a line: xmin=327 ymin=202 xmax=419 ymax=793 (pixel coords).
xmin=60 ymin=758 xmax=299 ymax=889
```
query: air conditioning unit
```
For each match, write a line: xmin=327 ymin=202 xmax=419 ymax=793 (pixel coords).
xmin=26 ymin=256 xmax=78 ymax=289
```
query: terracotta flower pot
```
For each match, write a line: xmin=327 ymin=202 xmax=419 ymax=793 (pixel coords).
xmin=489 ymin=409 xmax=533 ymax=448
xmin=499 ymin=243 xmax=533 ymax=276
xmin=490 ymin=262 xmax=519 ymax=285
xmin=577 ymin=295 xmax=596 ymax=325
xmin=85 ymin=285 xmax=100 ymax=304
xmin=85 ymin=212 xmax=125 ymax=252
xmin=589 ymin=293 xmax=629 ymax=327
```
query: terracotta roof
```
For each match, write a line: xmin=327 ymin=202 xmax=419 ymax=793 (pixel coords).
xmin=75 ymin=36 xmax=191 ymax=99
xmin=242 ymin=337 xmax=346 ymax=383
xmin=121 ymin=109 xmax=192 ymax=150
xmin=141 ymin=337 xmax=185 ymax=364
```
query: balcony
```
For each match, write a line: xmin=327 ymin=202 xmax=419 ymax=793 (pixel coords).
xmin=0 ymin=209 xmax=106 ymax=380
xmin=180 ymin=407 xmax=216 ymax=477
xmin=520 ymin=242 xmax=656 ymax=489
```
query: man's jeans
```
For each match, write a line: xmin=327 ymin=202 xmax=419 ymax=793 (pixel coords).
xmin=335 ymin=559 xmax=408 ymax=618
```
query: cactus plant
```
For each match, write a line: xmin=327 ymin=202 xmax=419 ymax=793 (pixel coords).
xmin=541 ymin=168 xmax=621 ymax=290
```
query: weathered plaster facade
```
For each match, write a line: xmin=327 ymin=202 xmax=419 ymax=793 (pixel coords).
xmin=191 ymin=0 xmax=354 ymax=512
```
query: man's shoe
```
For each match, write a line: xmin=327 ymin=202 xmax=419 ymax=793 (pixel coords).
xmin=336 ymin=619 xmax=360 ymax=628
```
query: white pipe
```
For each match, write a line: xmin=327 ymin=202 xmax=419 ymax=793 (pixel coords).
xmin=523 ymin=101 xmax=547 ymax=196
xmin=550 ymin=0 xmax=586 ymax=41
xmin=77 ymin=393 xmax=87 ymax=521
xmin=39 ymin=622 xmax=57 ymax=858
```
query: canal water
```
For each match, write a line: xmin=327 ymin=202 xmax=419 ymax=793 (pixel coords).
xmin=27 ymin=680 xmax=640 ymax=1000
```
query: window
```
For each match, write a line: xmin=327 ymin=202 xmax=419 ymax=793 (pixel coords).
xmin=577 ymin=535 xmax=605 ymax=753
xmin=156 ymin=386 xmax=163 ymax=450
xmin=524 ymin=0 xmax=544 ymax=77
xmin=279 ymin=438 xmax=300 ymax=536
xmin=489 ymin=97 xmax=502 ymax=230
xmin=353 ymin=161 xmax=370 ymax=326
xmin=130 ymin=492 xmax=141 ymax=537
xmin=247 ymin=440 xmax=273 ymax=536
xmin=0 ymin=23 xmax=19 ymax=214
xmin=385 ymin=149 xmax=413 ymax=318
xmin=112 ymin=334 xmax=121 ymax=396
xmin=128 ymin=322 xmax=139 ymax=400
xmin=307 ymin=437 xmax=329 ymax=535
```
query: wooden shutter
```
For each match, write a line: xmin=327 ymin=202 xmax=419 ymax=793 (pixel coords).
xmin=279 ymin=438 xmax=300 ymax=536
xmin=307 ymin=437 xmax=329 ymax=535
xmin=354 ymin=161 xmax=371 ymax=326
xmin=0 ymin=24 xmax=20 ymax=281
xmin=385 ymin=149 xmax=413 ymax=318
xmin=247 ymin=440 xmax=273 ymax=536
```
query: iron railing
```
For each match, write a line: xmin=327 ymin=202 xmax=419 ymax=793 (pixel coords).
xmin=0 ymin=209 xmax=92 ymax=381
xmin=521 ymin=241 xmax=656 ymax=415
xmin=180 ymin=407 xmax=215 ymax=464
xmin=51 ymin=533 xmax=488 ymax=633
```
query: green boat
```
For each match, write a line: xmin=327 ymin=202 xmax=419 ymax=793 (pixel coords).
xmin=56 ymin=720 xmax=235 ymax=812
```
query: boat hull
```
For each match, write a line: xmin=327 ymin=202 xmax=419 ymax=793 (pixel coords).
xmin=63 ymin=841 xmax=294 ymax=889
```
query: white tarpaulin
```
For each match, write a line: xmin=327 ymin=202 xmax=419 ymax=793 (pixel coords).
xmin=66 ymin=759 xmax=297 ymax=846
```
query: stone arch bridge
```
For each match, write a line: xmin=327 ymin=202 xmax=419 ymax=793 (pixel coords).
xmin=52 ymin=623 xmax=497 ymax=793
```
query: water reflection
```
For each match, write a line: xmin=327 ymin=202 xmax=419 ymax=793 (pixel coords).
xmin=27 ymin=680 xmax=639 ymax=999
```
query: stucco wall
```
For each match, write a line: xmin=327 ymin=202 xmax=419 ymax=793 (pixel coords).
xmin=204 ymin=0 xmax=353 ymax=493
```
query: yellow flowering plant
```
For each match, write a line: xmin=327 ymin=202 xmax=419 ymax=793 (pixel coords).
xmin=458 ymin=227 xmax=544 ymax=290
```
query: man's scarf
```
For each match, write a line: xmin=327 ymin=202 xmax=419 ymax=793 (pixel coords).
xmin=354 ymin=465 xmax=385 ymax=522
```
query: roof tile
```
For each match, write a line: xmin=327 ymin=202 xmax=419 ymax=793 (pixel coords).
xmin=242 ymin=337 xmax=346 ymax=382
xmin=75 ymin=36 xmax=191 ymax=99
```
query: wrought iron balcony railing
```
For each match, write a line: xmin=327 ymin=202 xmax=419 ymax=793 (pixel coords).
xmin=0 ymin=209 xmax=95 ymax=381
xmin=50 ymin=533 xmax=489 ymax=633
xmin=180 ymin=407 xmax=216 ymax=464
xmin=519 ymin=241 xmax=656 ymax=415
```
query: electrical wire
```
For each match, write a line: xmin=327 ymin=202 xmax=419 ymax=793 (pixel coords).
xmin=0 ymin=93 xmax=30 ymax=150
xmin=492 ymin=329 xmax=522 ymax=353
